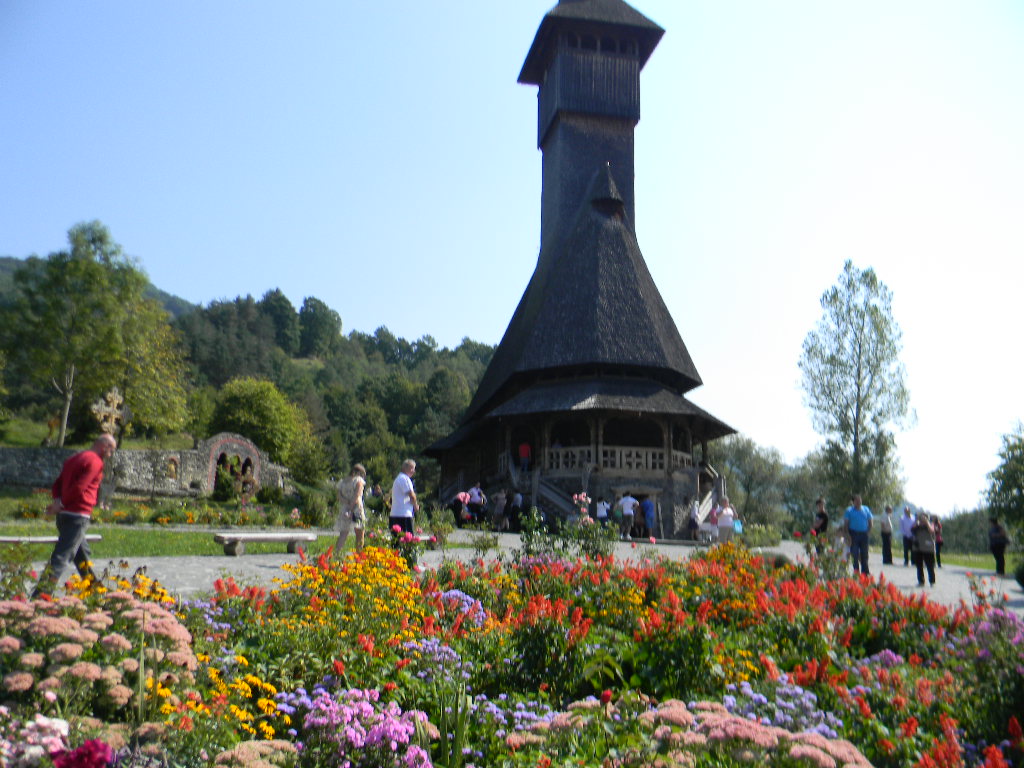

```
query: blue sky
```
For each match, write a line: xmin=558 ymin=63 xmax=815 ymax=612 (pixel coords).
xmin=3 ymin=1 xmax=1023 ymax=515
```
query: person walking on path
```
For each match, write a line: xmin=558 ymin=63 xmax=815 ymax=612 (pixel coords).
xmin=811 ymin=498 xmax=829 ymax=554
xmin=390 ymin=459 xmax=419 ymax=534
xmin=716 ymin=496 xmax=737 ymax=544
xmin=899 ymin=507 xmax=915 ymax=566
xmin=334 ymin=463 xmax=367 ymax=555
xmin=467 ymin=482 xmax=487 ymax=525
xmin=843 ymin=495 xmax=873 ymax=576
xmin=617 ymin=492 xmax=637 ymax=541
xmin=930 ymin=514 xmax=944 ymax=568
xmin=595 ymin=496 xmax=610 ymax=527
xmin=880 ymin=506 xmax=894 ymax=565
xmin=32 ymin=434 xmax=117 ymax=598
xmin=989 ymin=517 xmax=1010 ymax=576
xmin=911 ymin=511 xmax=937 ymax=587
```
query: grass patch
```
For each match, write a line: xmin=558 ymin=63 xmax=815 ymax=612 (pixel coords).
xmin=0 ymin=520 xmax=336 ymax=559
xmin=940 ymin=551 xmax=1020 ymax=572
xmin=0 ymin=416 xmax=50 ymax=447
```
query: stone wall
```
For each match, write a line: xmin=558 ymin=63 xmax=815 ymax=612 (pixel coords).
xmin=0 ymin=433 xmax=289 ymax=498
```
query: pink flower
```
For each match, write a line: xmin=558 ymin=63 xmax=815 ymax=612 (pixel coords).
xmin=392 ymin=525 xmax=402 ymax=534
xmin=100 ymin=633 xmax=132 ymax=653
xmin=49 ymin=643 xmax=84 ymax=663
xmin=631 ymin=542 xmax=637 ymax=549
xmin=0 ymin=635 xmax=22 ymax=653
xmin=649 ymin=536 xmax=656 ymax=544
xmin=3 ymin=671 xmax=34 ymax=692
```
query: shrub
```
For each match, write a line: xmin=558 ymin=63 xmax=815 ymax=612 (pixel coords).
xmin=296 ymin=486 xmax=331 ymax=528
xmin=256 ymin=484 xmax=285 ymax=506
xmin=740 ymin=522 xmax=781 ymax=548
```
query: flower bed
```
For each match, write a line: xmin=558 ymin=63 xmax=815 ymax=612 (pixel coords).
xmin=1 ymin=542 xmax=1022 ymax=767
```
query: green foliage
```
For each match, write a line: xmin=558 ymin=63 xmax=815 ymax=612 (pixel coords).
xmin=210 ymin=377 xmax=303 ymax=463
xmin=0 ymin=543 xmax=35 ymax=599
xmin=296 ymin=484 xmax=332 ymax=528
xmin=799 ymin=260 xmax=910 ymax=502
xmin=708 ymin=434 xmax=790 ymax=530
xmin=739 ymin=523 xmax=781 ymax=548
xmin=258 ymin=288 xmax=300 ymax=355
xmin=987 ymin=423 xmax=1024 ymax=530
xmin=287 ymin=426 xmax=331 ymax=485
xmin=298 ymin=296 xmax=342 ymax=358
xmin=0 ymin=221 xmax=189 ymax=444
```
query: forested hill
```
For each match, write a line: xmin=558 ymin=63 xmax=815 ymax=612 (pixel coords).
xmin=0 ymin=255 xmax=196 ymax=319
xmin=173 ymin=290 xmax=495 ymax=485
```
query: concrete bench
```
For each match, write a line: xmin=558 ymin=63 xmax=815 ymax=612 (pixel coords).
xmin=212 ymin=531 xmax=318 ymax=556
xmin=0 ymin=535 xmax=103 ymax=545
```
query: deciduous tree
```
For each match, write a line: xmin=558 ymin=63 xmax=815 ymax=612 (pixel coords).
xmin=0 ymin=222 xmax=188 ymax=444
xmin=799 ymin=260 xmax=911 ymax=501
xmin=986 ymin=424 xmax=1024 ymax=530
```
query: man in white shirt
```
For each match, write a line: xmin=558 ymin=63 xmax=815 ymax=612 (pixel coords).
xmin=595 ymin=497 xmax=610 ymax=527
xmin=899 ymin=507 xmax=915 ymax=566
xmin=617 ymin=493 xmax=638 ymax=540
xmin=390 ymin=459 xmax=419 ymax=534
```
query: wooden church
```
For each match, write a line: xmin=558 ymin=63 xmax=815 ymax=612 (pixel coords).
xmin=428 ymin=0 xmax=734 ymax=536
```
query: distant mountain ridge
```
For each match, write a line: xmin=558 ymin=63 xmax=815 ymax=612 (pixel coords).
xmin=0 ymin=255 xmax=196 ymax=319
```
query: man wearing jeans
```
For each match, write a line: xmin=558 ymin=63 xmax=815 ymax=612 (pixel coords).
xmin=843 ymin=494 xmax=873 ymax=575
xmin=32 ymin=434 xmax=117 ymax=597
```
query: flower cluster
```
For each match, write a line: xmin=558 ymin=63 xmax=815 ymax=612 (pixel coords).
xmin=276 ymin=684 xmax=432 ymax=767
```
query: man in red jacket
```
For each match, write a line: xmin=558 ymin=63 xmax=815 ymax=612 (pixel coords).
xmin=32 ymin=434 xmax=117 ymax=597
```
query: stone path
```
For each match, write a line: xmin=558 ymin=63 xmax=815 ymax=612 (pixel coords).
xmin=102 ymin=531 xmax=1022 ymax=617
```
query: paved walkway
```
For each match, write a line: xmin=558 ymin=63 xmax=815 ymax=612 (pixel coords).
xmin=103 ymin=531 xmax=1022 ymax=616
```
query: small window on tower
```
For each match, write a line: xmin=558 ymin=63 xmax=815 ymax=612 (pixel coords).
xmin=601 ymin=37 xmax=618 ymax=53
xmin=581 ymin=35 xmax=597 ymax=51
xmin=567 ymin=33 xmax=580 ymax=49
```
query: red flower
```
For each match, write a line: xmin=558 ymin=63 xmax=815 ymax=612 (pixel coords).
xmin=396 ymin=658 xmax=411 ymax=670
xmin=600 ymin=689 xmax=613 ymax=705
xmin=900 ymin=716 xmax=918 ymax=738
xmin=1009 ymin=716 xmax=1023 ymax=745
xmin=794 ymin=531 xmax=803 ymax=539
xmin=52 ymin=740 xmax=113 ymax=768
xmin=983 ymin=745 xmax=1011 ymax=768
xmin=333 ymin=659 xmax=346 ymax=676
xmin=383 ymin=681 xmax=397 ymax=692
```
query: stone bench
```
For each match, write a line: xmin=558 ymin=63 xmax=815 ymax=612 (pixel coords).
xmin=212 ymin=531 xmax=318 ymax=556
xmin=0 ymin=535 xmax=103 ymax=545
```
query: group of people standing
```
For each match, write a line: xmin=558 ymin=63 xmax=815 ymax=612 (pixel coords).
xmin=810 ymin=495 xmax=1012 ymax=586
xmin=334 ymin=459 xmax=422 ymax=555
xmin=685 ymin=496 xmax=741 ymax=544
xmin=449 ymin=483 xmax=523 ymax=531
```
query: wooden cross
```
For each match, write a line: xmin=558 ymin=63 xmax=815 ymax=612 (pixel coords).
xmin=91 ymin=387 xmax=130 ymax=435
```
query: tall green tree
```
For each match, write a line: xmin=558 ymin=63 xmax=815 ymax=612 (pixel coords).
xmin=298 ymin=297 xmax=342 ymax=358
xmin=258 ymin=288 xmax=300 ymax=355
xmin=986 ymin=424 xmax=1024 ymax=530
xmin=0 ymin=222 xmax=188 ymax=445
xmin=798 ymin=260 xmax=911 ymax=502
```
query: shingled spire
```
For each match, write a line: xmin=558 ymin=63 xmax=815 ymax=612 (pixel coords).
xmin=462 ymin=163 xmax=702 ymax=422
xmin=428 ymin=1 xmax=734 ymax=514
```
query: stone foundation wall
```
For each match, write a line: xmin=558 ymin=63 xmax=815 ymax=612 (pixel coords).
xmin=0 ymin=433 xmax=289 ymax=498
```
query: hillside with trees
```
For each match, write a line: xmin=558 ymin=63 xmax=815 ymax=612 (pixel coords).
xmin=0 ymin=222 xmax=494 ymax=499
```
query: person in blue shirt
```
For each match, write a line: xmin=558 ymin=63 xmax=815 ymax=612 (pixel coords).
xmin=843 ymin=494 xmax=873 ymax=575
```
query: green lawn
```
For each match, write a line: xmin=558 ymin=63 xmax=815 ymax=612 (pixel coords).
xmin=0 ymin=520 xmax=336 ymax=559
xmin=939 ymin=551 xmax=1020 ymax=572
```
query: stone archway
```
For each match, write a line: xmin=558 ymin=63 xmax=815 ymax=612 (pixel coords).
xmin=202 ymin=433 xmax=264 ymax=494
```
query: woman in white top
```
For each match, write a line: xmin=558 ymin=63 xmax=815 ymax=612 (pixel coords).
xmin=716 ymin=496 xmax=736 ymax=544
xmin=335 ymin=463 xmax=367 ymax=554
